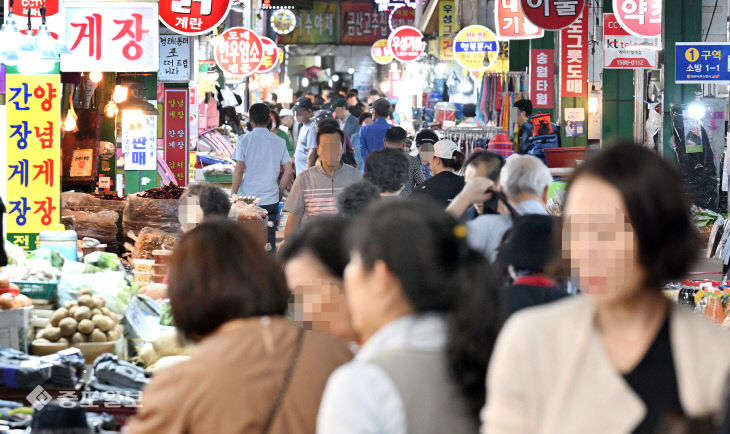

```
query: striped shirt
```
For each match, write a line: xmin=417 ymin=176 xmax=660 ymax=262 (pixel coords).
xmin=283 ymin=163 xmax=362 ymax=217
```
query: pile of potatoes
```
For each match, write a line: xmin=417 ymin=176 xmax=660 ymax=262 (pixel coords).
xmin=35 ymin=288 xmax=123 ymax=345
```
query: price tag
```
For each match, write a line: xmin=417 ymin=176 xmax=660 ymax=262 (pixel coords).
xmin=99 ymin=175 xmax=112 ymax=189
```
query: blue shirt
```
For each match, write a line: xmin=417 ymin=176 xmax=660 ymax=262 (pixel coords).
xmin=359 ymin=117 xmax=391 ymax=162
xmin=233 ymin=127 xmax=290 ymax=206
xmin=294 ymin=120 xmax=317 ymax=175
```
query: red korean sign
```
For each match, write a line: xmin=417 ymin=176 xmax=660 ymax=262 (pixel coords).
xmin=341 ymin=1 xmax=389 ymax=45
xmin=159 ymin=0 xmax=232 ymax=36
xmin=530 ymin=49 xmax=554 ymax=108
xmin=257 ymin=37 xmax=279 ymax=73
xmin=62 ymin=2 xmax=159 ymax=72
xmin=496 ymin=0 xmax=544 ymax=39
xmin=613 ymin=0 xmax=661 ymax=38
xmin=388 ymin=26 xmax=425 ymax=63
xmin=214 ymin=27 xmax=264 ymax=77
xmin=389 ymin=5 xmax=415 ymax=30
xmin=521 ymin=0 xmax=586 ymax=31
xmin=164 ymin=88 xmax=189 ymax=186
xmin=560 ymin=2 xmax=588 ymax=97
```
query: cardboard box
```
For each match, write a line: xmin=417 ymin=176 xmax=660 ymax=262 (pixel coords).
xmin=32 ymin=338 xmax=126 ymax=364
xmin=0 ymin=307 xmax=32 ymax=352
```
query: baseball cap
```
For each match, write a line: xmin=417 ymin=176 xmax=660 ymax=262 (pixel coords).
xmin=434 ymin=139 xmax=460 ymax=159
xmin=415 ymin=129 xmax=439 ymax=146
xmin=293 ymin=97 xmax=313 ymax=111
xmin=332 ymin=98 xmax=348 ymax=108
xmin=279 ymin=108 xmax=294 ymax=117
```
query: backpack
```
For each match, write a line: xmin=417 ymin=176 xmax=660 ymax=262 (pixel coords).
xmin=521 ymin=113 xmax=560 ymax=163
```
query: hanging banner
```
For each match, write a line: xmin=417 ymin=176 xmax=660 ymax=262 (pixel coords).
xmin=613 ymin=0 xmax=661 ymax=38
xmin=496 ymin=0 xmax=544 ymax=40
xmin=389 ymin=5 xmax=415 ymax=31
xmin=560 ymin=3 xmax=588 ymax=97
xmin=6 ymin=74 xmax=62 ymax=251
xmin=564 ymin=108 xmax=585 ymax=137
xmin=214 ymin=27 xmax=263 ymax=77
xmin=438 ymin=0 xmax=456 ymax=37
xmin=62 ymin=2 xmax=159 ymax=72
xmin=371 ymin=38 xmax=394 ymax=64
xmin=121 ymin=112 xmax=157 ymax=171
xmin=159 ymin=34 xmax=192 ymax=82
xmin=530 ymin=49 xmax=554 ymax=108
xmin=603 ymin=13 xmax=658 ymax=69
xmin=279 ymin=1 xmax=337 ymax=44
xmin=439 ymin=38 xmax=454 ymax=61
xmin=164 ymin=88 xmax=189 ymax=186
xmin=453 ymin=25 xmax=499 ymax=71
xmin=388 ymin=26 xmax=425 ymax=63
xmin=271 ymin=9 xmax=296 ymax=35
xmin=675 ymin=42 xmax=730 ymax=83
xmin=158 ymin=0 xmax=232 ymax=36
xmin=341 ymin=2 xmax=388 ymax=45
xmin=521 ymin=0 xmax=586 ymax=31
xmin=257 ymin=37 xmax=279 ymax=73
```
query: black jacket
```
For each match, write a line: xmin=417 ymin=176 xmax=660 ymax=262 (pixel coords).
xmin=501 ymin=275 xmax=568 ymax=318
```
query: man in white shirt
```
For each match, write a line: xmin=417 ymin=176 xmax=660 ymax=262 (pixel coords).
xmin=293 ymin=97 xmax=318 ymax=175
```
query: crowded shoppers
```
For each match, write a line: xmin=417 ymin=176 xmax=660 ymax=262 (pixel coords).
xmin=383 ymin=126 xmax=426 ymax=196
xmin=127 ymin=220 xmax=353 ymax=434
xmin=283 ymin=123 xmax=361 ymax=238
xmin=177 ymin=181 xmax=232 ymax=232
xmin=336 ymin=180 xmax=382 ymax=218
xmin=363 ymin=147 xmax=410 ymax=196
xmin=412 ymin=139 xmax=466 ymax=206
xmin=459 ymin=150 xmax=505 ymax=221
xmin=270 ymin=109 xmax=293 ymax=158
xmin=481 ymin=143 xmax=730 ymax=434
xmin=461 ymin=103 xmax=481 ymax=126
xmin=514 ymin=99 xmax=533 ymax=150
xmin=415 ymin=128 xmax=440 ymax=179
xmin=450 ymin=154 xmax=551 ymax=262
xmin=334 ymin=98 xmax=360 ymax=141
xmin=232 ymin=103 xmax=293 ymax=253
xmin=294 ymin=97 xmax=318 ymax=175
xmin=317 ymin=199 xmax=502 ymax=434
xmin=280 ymin=216 xmax=360 ymax=345
xmin=279 ymin=108 xmax=297 ymax=146
xmin=351 ymin=112 xmax=373 ymax=171
xmin=359 ymin=98 xmax=392 ymax=161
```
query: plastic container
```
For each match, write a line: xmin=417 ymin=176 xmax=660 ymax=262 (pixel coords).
xmin=543 ymin=147 xmax=588 ymax=168
xmin=38 ymin=225 xmax=78 ymax=262
xmin=704 ymin=292 xmax=725 ymax=324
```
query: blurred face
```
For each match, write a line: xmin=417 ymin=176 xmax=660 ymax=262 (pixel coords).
xmin=178 ymin=195 xmax=204 ymax=233
xmin=517 ymin=109 xmax=528 ymax=125
xmin=563 ymin=176 xmax=644 ymax=306
xmin=465 ymin=162 xmax=490 ymax=214
xmin=347 ymin=96 xmax=357 ymax=106
xmin=284 ymin=253 xmax=358 ymax=342
xmin=269 ymin=113 xmax=278 ymax=132
xmin=335 ymin=106 xmax=348 ymax=120
xmin=295 ymin=108 xmax=312 ymax=124
xmin=318 ymin=133 xmax=344 ymax=167
xmin=280 ymin=115 xmax=293 ymax=128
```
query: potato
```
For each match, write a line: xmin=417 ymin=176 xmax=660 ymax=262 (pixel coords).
xmin=74 ymin=306 xmax=91 ymax=321
xmin=78 ymin=288 xmax=93 ymax=297
xmin=64 ymin=301 xmax=77 ymax=310
xmin=92 ymin=314 xmax=114 ymax=332
xmin=44 ymin=327 xmax=61 ymax=342
xmin=91 ymin=308 xmax=102 ymax=317
xmin=90 ymin=329 xmax=107 ymax=342
xmin=107 ymin=328 xmax=121 ymax=341
xmin=92 ymin=295 xmax=106 ymax=309
xmin=77 ymin=294 xmax=94 ymax=308
xmin=0 ymin=274 xmax=9 ymax=288
xmin=71 ymin=332 xmax=86 ymax=344
xmin=50 ymin=308 xmax=69 ymax=327
xmin=57 ymin=337 xmax=69 ymax=345
xmin=34 ymin=338 xmax=50 ymax=344
xmin=101 ymin=307 xmax=112 ymax=317
xmin=59 ymin=317 xmax=78 ymax=337
xmin=0 ymin=293 xmax=14 ymax=309
xmin=68 ymin=306 xmax=77 ymax=318
xmin=78 ymin=319 xmax=94 ymax=334
xmin=35 ymin=330 xmax=45 ymax=339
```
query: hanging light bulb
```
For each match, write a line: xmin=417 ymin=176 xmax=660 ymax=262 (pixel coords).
xmin=89 ymin=71 xmax=103 ymax=83
xmin=379 ymin=80 xmax=390 ymax=93
xmin=301 ymin=77 xmax=310 ymax=87
xmin=588 ymin=85 xmax=599 ymax=114
xmin=332 ymin=74 xmax=340 ymax=82
xmin=0 ymin=14 xmax=22 ymax=66
xmin=347 ymin=68 xmax=355 ymax=75
xmin=113 ymin=85 xmax=129 ymax=103
xmin=104 ymin=100 xmax=118 ymax=118
xmin=63 ymin=112 xmax=77 ymax=131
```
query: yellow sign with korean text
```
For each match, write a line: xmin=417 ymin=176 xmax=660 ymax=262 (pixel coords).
xmin=6 ymin=74 xmax=62 ymax=250
xmin=454 ymin=25 xmax=500 ymax=71
xmin=438 ymin=0 xmax=456 ymax=37
xmin=486 ymin=41 xmax=509 ymax=73
xmin=439 ymin=38 xmax=454 ymax=61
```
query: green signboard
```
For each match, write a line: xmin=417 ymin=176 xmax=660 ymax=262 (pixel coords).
xmin=281 ymin=1 xmax=338 ymax=44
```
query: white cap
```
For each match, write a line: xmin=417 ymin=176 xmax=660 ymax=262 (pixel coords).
xmin=433 ymin=139 xmax=460 ymax=159
xmin=279 ymin=108 xmax=294 ymax=117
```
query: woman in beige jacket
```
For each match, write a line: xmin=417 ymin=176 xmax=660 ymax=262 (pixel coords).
xmin=482 ymin=143 xmax=730 ymax=434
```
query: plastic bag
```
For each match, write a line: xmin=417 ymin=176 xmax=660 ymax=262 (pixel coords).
xmin=228 ymin=201 xmax=268 ymax=247
xmin=123 ymin=194 xmax=181 ymax=239
xmin=64 ymin=210 xmax=119 ymax=251
xmin=132 ymin=228 xmax=178 ymax=260
xmin=61 ymin=192 xmax=100 ymax=210
xmin=58 ymin=270 xmax=137 ymax=315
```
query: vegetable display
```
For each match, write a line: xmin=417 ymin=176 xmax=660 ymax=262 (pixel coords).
xmin=37 ymin=289 xmax=123 ymax=344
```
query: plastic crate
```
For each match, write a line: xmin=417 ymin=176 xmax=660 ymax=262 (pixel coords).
xmin=12 ymin=281 xmax=58 ymax=301
xmin=203 ymin=173 xmax=233 ymax=183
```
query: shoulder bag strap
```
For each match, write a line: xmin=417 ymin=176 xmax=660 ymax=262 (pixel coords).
xmin=262 ymin=327 xmax=305 ymax=434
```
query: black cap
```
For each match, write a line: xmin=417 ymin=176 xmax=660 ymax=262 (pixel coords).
xmin=293 ymin=97 xmax=313 ymax=111
xmin=497 ymin=215 xmax=557 ymax=272
xmin=415 ymin=129 xmax=439 ymax=146
xmin=332 ymin=98 xmax=348 ymax=108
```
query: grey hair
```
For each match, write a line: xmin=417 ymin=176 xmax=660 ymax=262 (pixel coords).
xmin=499 ymin=154 xmax=553 ymax=199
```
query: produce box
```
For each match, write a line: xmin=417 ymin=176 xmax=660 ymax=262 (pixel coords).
xmin=203 ymin=173 xmax=233 ymax=183
xmin=32 ymin=337 xmax=127 ymax=364
xmin=0 ymin=307 xmax=32 ymax=352
xmin=12 ymin=280 xmax=58 ymax=302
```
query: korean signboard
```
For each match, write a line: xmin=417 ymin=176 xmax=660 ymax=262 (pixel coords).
xmin=603 ymin=13 xmax=658 ymax=69
xmin=279 ymin=1 xmax=337 ymax=44
xmin=6 ymin=75 xmax=61 ymax=251
xmin=257 ymin=37 xmax=279 ymax=73
xmin=122 ymin=112 xmax=157 ymax=171
xmin=389 ymin=5 xmax=415 ymax=31
xmin=164 ymin=88 xmax=189 ymax=186
xmin=341 ymin=2 xmax=388 ymax=45
xmin=521 ymin=0 xmax=586 ymax=31
xmin=388 ymin=26 xmax=425 ymax=63
xmin=62 ymin=2 xmax=158 ymax=72
xmin=214 ymin=27 xmax=263 ymax=77
xmin=4 ymin=0 xmax=64 ymax=39
xmin=159 ymin=35 xmax=192 ymax=82
xmin=560 ymin=3 xmax=588 ymax=97
xmin=69 ymin=149 xmax=93 ymax=177
xmin=159 ymin=0 xmax=232 ymax=36
xmin=438 ymin=0 xmax=456 ymax=36
xmin=453 ymin=25 xmax=499 ymax=71
xmin=613 ymin=0 xmax=661 ymax=38
xmin=530 ymin=49 xmax=554 ymax=108
xmin=371 ymin=39 xmax=394 ymax=64
xmin=675 ymin=43 xmax=730 ymax=83
xmin=440 ymin=38 xmax=454 ymax=61
xmin=496 ymin=0 xmax=544 ymax=40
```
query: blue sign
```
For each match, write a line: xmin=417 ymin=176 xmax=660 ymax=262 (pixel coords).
xmin=454 ymin=41 xmax=498 ymax=53
xmin=675 ymin=42 xmax=730 ymax=83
